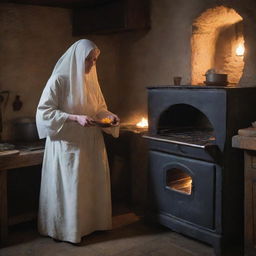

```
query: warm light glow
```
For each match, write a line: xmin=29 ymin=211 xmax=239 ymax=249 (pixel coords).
xmin=236 ymin=43 xmax=245 ymax=56
xmin=136 ymin=117 xmax=148 ymax=128
xmin=168 ymin=177 xmax=192 ymax=195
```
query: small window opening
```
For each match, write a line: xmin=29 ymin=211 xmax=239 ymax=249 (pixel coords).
xmin=166 ymin=168 xmax=193 ymax=195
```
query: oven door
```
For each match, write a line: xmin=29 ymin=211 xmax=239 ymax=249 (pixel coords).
xmin=149 ymin=150 xmax=216 ymax=230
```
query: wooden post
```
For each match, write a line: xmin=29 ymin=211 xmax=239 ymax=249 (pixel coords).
xmin=244 ymin=151 xmax=256 ymax=255
xmin=0 ymin=170 xmax=8 ymax=246
xmin=232 ymin=135 xmax=256 ymax=255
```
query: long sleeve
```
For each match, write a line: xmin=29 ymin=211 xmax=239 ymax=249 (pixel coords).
xmin=36 ymin=75 xmax=69 ymax=139
xmin=96 ymin=85 xmax=119 ymax=138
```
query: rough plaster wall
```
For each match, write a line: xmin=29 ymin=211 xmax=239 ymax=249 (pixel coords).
xmin=191 ymin=30 xmax=217 ymax=85
xmin=114 ymin=0 xmax=256 ymax=123
xmin=2 ymin=0 xmax=256 ymax=130
xmin=214 ymin=23 xmax=244 ymax=84
xmin=0 ymin=4 xmax=73 ymax=139
xmin=191 ymin=6 xmax=243 ymax=85
xmin=90 ymin=34 xmax=120 ymax=114
xmin=115 ymin=0 xmax=196 ymax=123
xmin=0 ymin=3 xmax=119 ymax=140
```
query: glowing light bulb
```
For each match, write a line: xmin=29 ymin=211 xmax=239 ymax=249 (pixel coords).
xmin=236 ymin=44 xmax=245 ymax=56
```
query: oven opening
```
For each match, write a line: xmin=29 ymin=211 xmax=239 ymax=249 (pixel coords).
xmin=157 ymin=104 xmax=215 ymax=145
xmin=166 ymin=168 xmax=193 ymax=195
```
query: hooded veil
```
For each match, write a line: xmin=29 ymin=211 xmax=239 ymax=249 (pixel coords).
xmin=36 ymin=39 xmax=117 ymax=139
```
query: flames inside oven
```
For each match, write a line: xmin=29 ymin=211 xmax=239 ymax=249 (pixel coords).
xmin=157 ymin=104 xmax=216 ymax=146
xmin=166 ymin=168 xmax=193 ymax=195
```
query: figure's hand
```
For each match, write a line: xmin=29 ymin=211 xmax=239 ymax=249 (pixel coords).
xmin=76 ymin=115 xmax=94 ymax=127
xmin=69 ymin=114 xmax=94 ymax=127
xmin=106 ymin=114 xmax=120 ymax=126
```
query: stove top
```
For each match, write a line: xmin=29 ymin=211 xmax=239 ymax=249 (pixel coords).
xmin=157 ymin=129 xmax=216 ymax=146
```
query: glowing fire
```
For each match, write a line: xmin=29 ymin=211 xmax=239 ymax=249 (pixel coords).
xmin=236 ymin=43 xmax=245 ymax=56
xmin=168 ymin=177 xmax=192 ymax=195
xmin=136 ymin=117 xmax=148 ymax=128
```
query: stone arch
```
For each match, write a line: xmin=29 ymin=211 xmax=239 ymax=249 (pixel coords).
xmin=191 ymin=6 xmax=244 ymax=85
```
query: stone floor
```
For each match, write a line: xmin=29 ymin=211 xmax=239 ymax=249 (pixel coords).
xmin=0 ymin=206 xmax=216 ymax=256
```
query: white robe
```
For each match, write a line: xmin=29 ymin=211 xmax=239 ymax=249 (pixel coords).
xmin=36 ymin=40 xmax=118 ymax=243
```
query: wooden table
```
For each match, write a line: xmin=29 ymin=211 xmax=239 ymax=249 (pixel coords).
xmin=0 ymin=149 xmax=44 ymax=246
xmin=232 ymin=135 xmax=256 ymax=256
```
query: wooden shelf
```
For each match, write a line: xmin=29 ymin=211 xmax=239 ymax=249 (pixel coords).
xmin=72 ymin=0 xmax=150 ymax=35
xmin=232 ymin=135 xmax=256 ymax=151
xmin=0 ymin=149 xmax=44 ymax=171
xmin=3 ymin=0 xmax=111 ymax=8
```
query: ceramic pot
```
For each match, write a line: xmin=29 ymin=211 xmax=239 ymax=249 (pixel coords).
xmin=205 ymin=73 xmax=228 ymax=84
xmin=13 ymin=117 xmax=39 ymax=142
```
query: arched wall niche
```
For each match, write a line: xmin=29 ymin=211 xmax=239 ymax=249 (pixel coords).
xmin=191 ymin=6 xmax=244 ymax=85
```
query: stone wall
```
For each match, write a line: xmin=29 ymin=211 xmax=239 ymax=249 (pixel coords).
xmin=0 ymin=3 xmax=119 ymax=140
xmin=191 ymin=6 xmax=244 ymax=85
xmin=2 ymin=0 xmax=256 ymax=215
xmin=114 ymin=0 xmax=256 ymax=123
xmin=1 ymin=0 xmax=256 ymax=130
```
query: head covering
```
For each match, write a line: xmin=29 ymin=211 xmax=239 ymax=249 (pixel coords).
xmin=52 ymin=39 xmax=99 ymax=113
xmin=36 ymin=39 xmax=107 ymax=139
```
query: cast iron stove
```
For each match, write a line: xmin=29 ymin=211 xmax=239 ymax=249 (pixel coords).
xmin=144 ymin=85 xmax=256 ymax=256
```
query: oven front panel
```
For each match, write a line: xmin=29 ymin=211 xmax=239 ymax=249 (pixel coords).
xmin=148 ymin=88 xmax=227 ymax=150
xmin=149 ymin=150 xmax=216 ymax=230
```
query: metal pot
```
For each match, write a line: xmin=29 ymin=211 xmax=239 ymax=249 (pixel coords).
xmin=13 ymin=117 xmax=39 ymax=142
xmin=205 ymin=73 xmax=228 ymax=84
